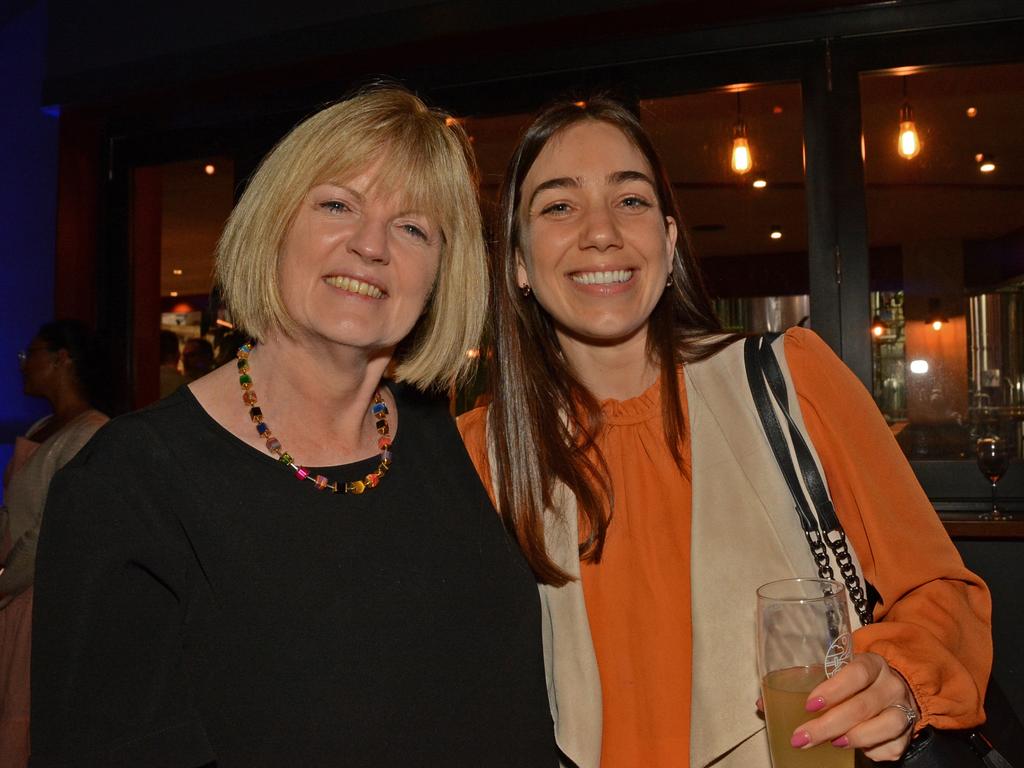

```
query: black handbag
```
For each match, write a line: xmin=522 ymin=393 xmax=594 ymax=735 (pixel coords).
xmin=743 ymin=334 xmax=1016 ymax=768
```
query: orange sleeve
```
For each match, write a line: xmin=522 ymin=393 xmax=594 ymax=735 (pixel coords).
xmin=784 ymin=327 xmax=992 ymax=731
xmin=456 ymin=406 xmax=496 ymax=505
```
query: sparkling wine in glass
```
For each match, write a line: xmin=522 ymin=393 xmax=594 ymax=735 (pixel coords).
xmin=976 ymin=436 xmax=1010 ymax=520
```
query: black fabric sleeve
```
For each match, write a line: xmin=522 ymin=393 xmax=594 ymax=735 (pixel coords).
xmin=30 ymin=458 xmax=214 ymax=768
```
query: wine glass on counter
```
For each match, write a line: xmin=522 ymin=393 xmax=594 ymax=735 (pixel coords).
xmin=976 ymin=435 xmax=1011 ymax=521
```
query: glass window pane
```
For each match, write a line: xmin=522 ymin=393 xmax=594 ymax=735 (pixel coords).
xmin=643 ymin=83 xmax=808 ymax=334
xmin=157 ymin=157 xmax=235 ymax=396
xmin=861 ymin=63 xmax=1024 ymax=459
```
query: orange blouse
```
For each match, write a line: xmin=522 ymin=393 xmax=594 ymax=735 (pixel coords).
xmin=458 ymin=328 xmax=990 ymax=767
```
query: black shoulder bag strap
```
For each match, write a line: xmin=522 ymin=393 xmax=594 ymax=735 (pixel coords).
xmin=742 ymin=333 xmax=872 ymax=626
xmin=744 ymin=333 xmax=1016 ymax=768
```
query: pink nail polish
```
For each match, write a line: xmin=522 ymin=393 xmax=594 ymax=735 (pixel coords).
xmin=832 ymin=736 xmax=850 ymax=748
xmin=790 ymin=731 xmax=811 ymax=748
xmin=805 ymin=696 xmax=825 ymax=712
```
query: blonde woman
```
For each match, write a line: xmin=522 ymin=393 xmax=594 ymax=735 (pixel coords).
xmin=31 ymin=87 xmax=556 ymax=767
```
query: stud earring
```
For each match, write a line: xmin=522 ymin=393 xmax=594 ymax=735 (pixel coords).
xmin=520 ymin=284 xmax=533 ymax=299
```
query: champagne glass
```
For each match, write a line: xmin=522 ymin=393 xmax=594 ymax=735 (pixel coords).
xmin=976 ymin=436 xmax=1010 ymax=521
xmin=757 ymin=578 xmax=854 ymax=768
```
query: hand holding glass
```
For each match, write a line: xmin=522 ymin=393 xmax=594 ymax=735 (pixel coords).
xmin=757 ymin=578 xmax=854 ymax=768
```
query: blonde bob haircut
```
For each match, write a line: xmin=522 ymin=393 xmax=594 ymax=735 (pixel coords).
xmin=216 ymin=85 xmax=486 ymax=389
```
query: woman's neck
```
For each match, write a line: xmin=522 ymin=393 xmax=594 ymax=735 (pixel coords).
xmin=556 ymin=326 xmax=660 ymax=402
xmin=47 ymin=385 xmax=92 ymax=429
xmin=190 ymin=332 xmax=397 ymax=467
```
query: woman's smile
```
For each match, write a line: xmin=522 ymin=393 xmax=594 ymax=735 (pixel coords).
xmin=570 ymin=268 xmax=635 ymax=287
xmin=322 ymin=274 xmax=386 ymax=299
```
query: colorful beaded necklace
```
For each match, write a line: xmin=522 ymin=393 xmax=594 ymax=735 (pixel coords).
xmin=236 ymin=342 xmax=392 ymax=494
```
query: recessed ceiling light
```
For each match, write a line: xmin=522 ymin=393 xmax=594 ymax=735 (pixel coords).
xmin=172 ymin=268 xmax=183 ymax=276
xmin=769 ymin=226 xmax=782 ymax=240
xmin=752 ymin=178 xmax=767 ymax=189
xmin=169 ymin=291 xmax=179 ymax=297
xmin=977 ymin=154 xmax=996 ymax=173
xmin=204 ymin=164 xmax=216 ymax=175
xmin=910 ymin=359 xmax=929 ymax=374
xmin=966 ymin=107 xmax=978 ymax=118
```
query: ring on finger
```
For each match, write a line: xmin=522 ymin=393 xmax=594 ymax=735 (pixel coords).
xmin=887 ymin=703 xmax=918 ymax=731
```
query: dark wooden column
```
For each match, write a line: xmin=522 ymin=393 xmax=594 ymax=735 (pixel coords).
xmin=130 ymin=166 xmax=162 ymax=409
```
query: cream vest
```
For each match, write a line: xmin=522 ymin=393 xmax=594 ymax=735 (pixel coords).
xmin=504 ymin=335 xmax=863 ymax=767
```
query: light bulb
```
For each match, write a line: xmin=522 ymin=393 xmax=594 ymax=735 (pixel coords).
xmin=897 ymin=104 xmax=920 ymax=159
xmin=731 ymin=135 xmax=752 ymax=174
xmin=910 ymin=359 xmax=929 ymax=375
xmin=752 ymin=178 xmax=767 ymax=189
xmin=931 ymin=319 xmax=943 ymax=331
xmin=769 ymin=226 xmax=782 ymax=240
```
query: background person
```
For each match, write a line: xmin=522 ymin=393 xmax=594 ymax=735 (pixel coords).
xmin=31 ymin=87 xmax=556 ymax=768
xmin=0 ymin=319 xmax=108 ymax=768
xmin=459 ymin=97 xmax=991 ymax=768
xmin=181 ymin=337 xmax=214 ymax=383
xmin=158 ymin=330 xmax=186 ymax=398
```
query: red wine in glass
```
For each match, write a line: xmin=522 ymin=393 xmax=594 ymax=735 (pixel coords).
xmin=976 ymin=436 xmax=1009 ymax=519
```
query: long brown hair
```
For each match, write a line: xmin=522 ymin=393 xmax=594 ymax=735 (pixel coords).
xmin=489 ymin=96 xmax=734 ymax=585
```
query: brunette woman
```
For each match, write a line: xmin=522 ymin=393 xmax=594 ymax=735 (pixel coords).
xmin=459 ymin=97 xmax=991 ymax=768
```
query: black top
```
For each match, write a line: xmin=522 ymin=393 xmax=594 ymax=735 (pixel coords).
xmin=31 ymin=384 xmax=555 ymax=768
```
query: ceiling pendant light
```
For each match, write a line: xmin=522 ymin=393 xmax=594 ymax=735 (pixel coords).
xmin=897 ymin=77 xmax=921 ymax=159
xmin=731 ymin=92 xmax=753 ymax=175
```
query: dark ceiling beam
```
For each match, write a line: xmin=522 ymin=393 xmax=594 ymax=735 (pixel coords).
xmin=43 ymin=0 xmax=1024 ymax=110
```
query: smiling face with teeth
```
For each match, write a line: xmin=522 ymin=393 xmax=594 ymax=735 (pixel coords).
xmin=517 ymin=120 xmax=677 ymax=358
xmin=276 ymin=163 xmax=443 ymax=355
